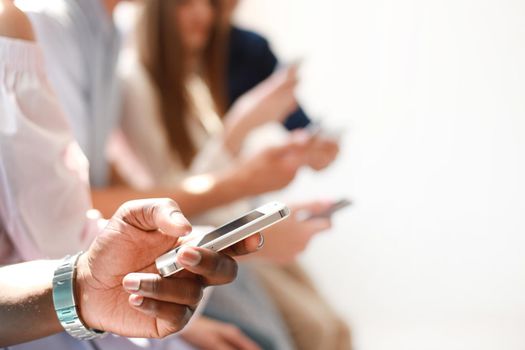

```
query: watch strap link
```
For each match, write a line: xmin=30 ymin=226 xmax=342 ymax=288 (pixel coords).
xmin=52 ymin=252 xmax=105 ymax=340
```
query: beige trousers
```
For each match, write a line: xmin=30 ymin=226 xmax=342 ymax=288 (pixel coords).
xmin=253 ymin=262 xmax=352 ymax=350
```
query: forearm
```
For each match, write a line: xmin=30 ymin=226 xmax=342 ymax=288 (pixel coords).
xmin=92 ymin=168 xmax=251 ymax=219
xmin=170 ymin=168 xmax=251 ymax=216
xmin=0 ymin=260 xmax=63 ymax=346
xmin=222 ymin=96 xmax=269 ymax=156
xmin=222 ymin=117 xmax=251 ymax=155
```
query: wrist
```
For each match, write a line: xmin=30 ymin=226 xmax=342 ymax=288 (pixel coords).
xmin=219 ymin=163 xmax=254 ymax=200
xmin=52 ymin=252 xmax=105 ymax=339
xmin=74 ymin=253 xmax=97 ymax=330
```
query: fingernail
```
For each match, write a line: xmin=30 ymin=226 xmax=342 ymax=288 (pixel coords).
xmin=257 ymin=234 xmax=265 ymax=250
xmin=123 ymin=275 xmax=141 ymax=292
xmin=177 ymin=247 xmax=201 ymax=267
xmin=170 ymin=211 xmax=191 ymax=230
xmin=129 ymin=294 xmax=144 ymax=306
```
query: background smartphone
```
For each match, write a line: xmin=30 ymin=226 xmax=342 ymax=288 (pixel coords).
xmin=156 ymin=202 xmax=290 ymax=277
xmin=297 ymin=199 xmax=352 ymax=221
xmin=306 ymin=120 xmax=346 ymax=141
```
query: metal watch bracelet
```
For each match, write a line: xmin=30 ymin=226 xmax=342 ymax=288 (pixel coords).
xmin=52 ymin=252 xmax=106 ymax=340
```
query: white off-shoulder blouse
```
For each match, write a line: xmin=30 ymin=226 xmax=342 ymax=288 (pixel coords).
xmin=0 ymin=36 xmax=103 ymax=264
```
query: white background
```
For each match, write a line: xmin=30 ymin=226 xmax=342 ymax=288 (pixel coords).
xmin=234 ymin=1 xmax=525 ymax=349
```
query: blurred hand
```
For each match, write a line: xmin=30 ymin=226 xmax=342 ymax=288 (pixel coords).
xmin=224 ymin=65 xmax=299 ymax=154
xmin=181 ymin=316 xmax=261 ymax=350
xmin=253 ymin=201 xmax=333 ymax=264
xmin=231 ymin=132 xmax=310 ymax=196
xmin=76 ymin=199 xmax=262 ymax=338
xmin=306 ymin=135 xmax=340 ymax=171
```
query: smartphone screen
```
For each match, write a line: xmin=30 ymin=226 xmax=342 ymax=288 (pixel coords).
xmin=156 ymin=202 xmax=290 ymax=277
xmin=197 ymin=211 xmax=265 ymax=246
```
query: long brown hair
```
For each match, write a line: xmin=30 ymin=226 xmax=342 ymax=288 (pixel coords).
xmin=137 ymin=0 xmax=229 ymax=167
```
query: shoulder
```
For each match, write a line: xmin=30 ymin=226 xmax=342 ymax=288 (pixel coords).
xmin=229 ymin=26 xmax=277 ymax=71
xmin=16 ymin=0 xmax=80 ymax=43
xmin=230 ymin=26 xmax=272 ymax=53
xmin=17 ymin=0 xmax=88 ymax=75
xmin=0 ymin=3 xmax=35 ymax=41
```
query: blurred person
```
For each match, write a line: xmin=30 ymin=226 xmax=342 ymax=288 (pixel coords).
xmin=222 ymin=0 xmax=339 ymax=169
xmin=219 ymin=0 xmax=310 ymax=132
xmin=12 ymin=0 xmax=325 ymax=348
xmin=0 ymin=2 xmax=260 ymax=349
xmin=17 ymin=0 xmax=312 ymax=220
xmin=115 ymin=0 xmax=350 ymax=349
xmin=120 ymin=0 xmax=338 ymax=175
xmin=11 ymin=2 xmax=310 ymax=349
xmin=12 ymin=0 xmax=344 ymax=348
xmin=2 ymin=3 xmax=313 ymax=350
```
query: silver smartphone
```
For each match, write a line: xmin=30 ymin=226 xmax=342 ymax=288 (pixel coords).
xmin=156 ymin=201 xmax=291 ymax=277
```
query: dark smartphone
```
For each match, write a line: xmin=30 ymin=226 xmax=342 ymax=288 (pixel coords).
xmin=298 ymin=199 xmax=352 ymax=221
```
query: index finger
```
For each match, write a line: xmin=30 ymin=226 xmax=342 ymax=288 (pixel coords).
xmin=159 ymin=234 xmax=264 ymax=281
xmin=175 ymin=233 xmax=263 ymax=286
xmin=221 ymin=233 xmax=264 ymax=257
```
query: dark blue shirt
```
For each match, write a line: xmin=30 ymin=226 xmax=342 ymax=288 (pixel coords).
xmin=227 ymin=27 xmax=311 ymax=130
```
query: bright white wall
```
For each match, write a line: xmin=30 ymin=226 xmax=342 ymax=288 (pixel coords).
xmin=234 ymin=1 xmax=525 ymax=349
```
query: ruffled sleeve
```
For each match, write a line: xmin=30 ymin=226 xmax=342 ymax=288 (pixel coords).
xmin=0 ymin=37 xmax=103 ymax=263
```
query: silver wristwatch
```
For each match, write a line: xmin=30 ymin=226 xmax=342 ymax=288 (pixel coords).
xmin=52 ymin=252 xmax=106 ymax=340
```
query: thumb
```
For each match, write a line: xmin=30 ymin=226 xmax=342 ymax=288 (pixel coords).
xmin=269 ymin=133 xmax=311 ymax=158
xmin=293 ymin=200 xmax=334 ymax=215
xmin=117 ymin=198 xmax=192 ymax=238
xmin=260 ymin=142 xmax=294 ymax=159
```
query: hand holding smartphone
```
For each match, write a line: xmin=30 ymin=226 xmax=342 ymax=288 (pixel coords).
xmin=306 ymin=120 xmax=346 ymax=142
xmin=156 ymin=202 xmax=290 ymax=277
